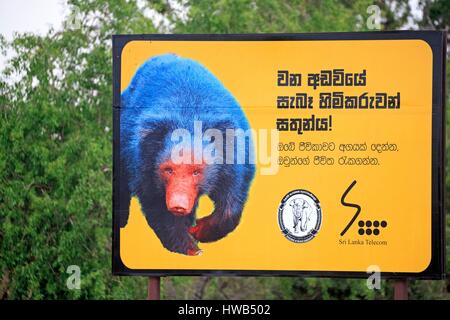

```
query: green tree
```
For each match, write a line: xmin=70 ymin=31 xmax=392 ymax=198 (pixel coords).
xmin=0 ymin=0 xmax=156 ymax=299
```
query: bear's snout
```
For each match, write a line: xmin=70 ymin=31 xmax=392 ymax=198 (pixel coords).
xmin=159 ymin=160 xmax=204 ymax=217
xmin=167 ymin=192 xmax=192 ymax=216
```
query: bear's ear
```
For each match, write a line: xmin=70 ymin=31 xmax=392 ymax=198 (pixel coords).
xmin=206 ymin=115 xmax=236 ymax=132
xmin=216 ymin=121 xmax=235 ymax=132
xmin=138 ymin=117 xmax=173 ymax=139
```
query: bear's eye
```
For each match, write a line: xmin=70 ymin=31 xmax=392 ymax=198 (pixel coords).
xmin=192 ymin=170 xmax=200 ymax=176
xmin=164 ymin=168 xmax=173 ymax=175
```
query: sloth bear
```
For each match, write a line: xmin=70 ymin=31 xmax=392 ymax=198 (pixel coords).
xmin=119 ymin=54 xmax=255 ymax=256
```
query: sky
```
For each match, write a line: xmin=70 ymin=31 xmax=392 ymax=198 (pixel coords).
xmin=0 ymin=0 xmax=67 ymax=70
xmin=0 ymin=0 xmax=67 ymax=40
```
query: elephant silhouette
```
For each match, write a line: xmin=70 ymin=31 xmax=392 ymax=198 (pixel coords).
xmin=289 ymin=198 xmax=312 ymax=233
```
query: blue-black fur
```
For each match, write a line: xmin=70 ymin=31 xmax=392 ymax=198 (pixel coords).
xmin=120 ymin=54 xmax=255 ymax=255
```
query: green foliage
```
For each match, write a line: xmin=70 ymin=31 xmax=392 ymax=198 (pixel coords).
xmin=0 ymin=0 xmax=154 ymax=299
xmin=419 ymin=0 xmax=450 ymax=30
xmin=172 ymin=0 xmax=374 ymax=33
xmin=0 ymin=0 xmax=449 ymax=299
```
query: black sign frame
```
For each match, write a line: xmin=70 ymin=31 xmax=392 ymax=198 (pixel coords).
xmin=112 ymin=31 xmax=447 ymax=279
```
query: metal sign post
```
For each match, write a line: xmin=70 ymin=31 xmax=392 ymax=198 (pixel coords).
xmin=394 ymin=279 xmax=408 ymax=300
xmin=147 ymin=277 xmax=161 ymax=300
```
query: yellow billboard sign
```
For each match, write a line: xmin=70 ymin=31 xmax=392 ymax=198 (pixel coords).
xmin=113 ymin=32 xmax=446 ymax=278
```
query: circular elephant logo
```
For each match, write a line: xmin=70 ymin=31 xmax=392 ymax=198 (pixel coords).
xmin=278 ymin=189 xmax=322 ymax=243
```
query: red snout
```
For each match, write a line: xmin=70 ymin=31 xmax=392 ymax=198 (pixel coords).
xmin=167 ymin=192 xmax=193 ymax=216
xmin=160 ymin=160 xmax=205 ymax=217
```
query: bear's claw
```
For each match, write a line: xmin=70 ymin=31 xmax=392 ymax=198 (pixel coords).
xmin=187 ymin=248 xmax=203 ymax=256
